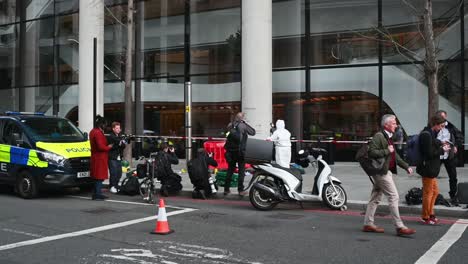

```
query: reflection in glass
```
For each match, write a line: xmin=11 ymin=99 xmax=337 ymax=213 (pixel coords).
xmin=191 ymin=74 xmax=241 ymax=137
xmin=142 ymin=0 xmax=185 ymax=79
xmin=0 ymin=0 xmax=18 ymax=24
xmin=308 ymin=66 xmax=379 ymax=141
xmin=25 ymin=0 xmax=54 ymax=20
xmin=0 ymin=24 xmax=17 ymax=89
xmin=382 ymin=0 xmax=461 ymax=62
xmin=24 ymin=17 xmax=55 ymax=86
xmin=309 ymin=0 xmax=378 ymax=66
xmin=57 ymin=13 xmax=79 ymax=83
xmin=272 ymin=0 xmax=304 ymax=68
xmin=190 ymin=2 xmax=241 ymax=75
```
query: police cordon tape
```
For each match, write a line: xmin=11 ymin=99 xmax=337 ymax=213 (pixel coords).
xmin=109 ymin=134 xmax=468 ymax=146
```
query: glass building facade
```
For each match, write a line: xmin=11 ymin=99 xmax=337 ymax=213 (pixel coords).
xmin=0 ymin=0 xmax=466 ymax=161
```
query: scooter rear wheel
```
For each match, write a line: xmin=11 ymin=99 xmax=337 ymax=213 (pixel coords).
xmin=249 ymin=178 xmax=279 ymax=211
xmin=322 ymin=183 xmax=347 ymax=210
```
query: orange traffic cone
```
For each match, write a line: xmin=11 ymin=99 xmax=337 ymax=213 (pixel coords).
xmin=150 ymin=199 xmax=174 ymax=235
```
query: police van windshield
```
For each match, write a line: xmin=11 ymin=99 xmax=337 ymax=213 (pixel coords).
xmin=22 ymin=118 xmax=86 ymax=142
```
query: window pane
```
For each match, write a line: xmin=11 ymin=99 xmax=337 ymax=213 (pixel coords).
xmin=104 ymin=3 xmax=128 ymax=81
xmin=25 ymin=0 xmax=54 ymax=20
xmin=309 ymin=0 xmax=378 ymax=66
xmin=308 ymin=66 xmax=379 ymax=140
xmin=0 ymin=0 xmax=18 ymax=24
xmin=0 ymin=24 xmax=18 ymax=89
xmin=55 ymin=0 xmax=79 ymax=15
xmin=273 ymin=0 xmax=305 ymax=68
xmin=383 ymin=0 xmax=462 ymax=62
xmin=57 ymin=13 xmax=79 ymax=84
xmin=191 ymin=73 xmax=240 ymax=137
xmin=191 ymin=1 xmax=241 ymax=75
xmin=24 ymin=17 xmax=55 ymax=86
xmin=141 ymin=0 xmax=185 ymax=79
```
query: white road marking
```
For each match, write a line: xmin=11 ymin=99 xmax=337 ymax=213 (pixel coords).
xmin=415 ymin=219 xmax=468 ymax=264
xmin=67 ymin=195 xmax=190 ymax=210
xmin=1 ymin=228 xmax=43 ymax=238
xmin=93 ymin=241 xmax=263 ymax=264
xmin=0 ymin=207 xmax=196 ymax=252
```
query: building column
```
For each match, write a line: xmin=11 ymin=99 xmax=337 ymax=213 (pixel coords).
xmin=242 ymin=0 xmax=272 ymax=138
xmin=78 ymin=0 xmax=104 ymax=133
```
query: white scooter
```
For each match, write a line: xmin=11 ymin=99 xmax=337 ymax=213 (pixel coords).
xmin=247 ymin=148 xmax=347 ymax=211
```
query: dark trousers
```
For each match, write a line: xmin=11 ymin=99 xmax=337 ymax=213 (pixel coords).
xmin=225 ymin=151 xmax=245 ymax=192
xmin=94 ymin=180 xmax=103 ymax=196
xmin=442 ymin=158 xmax=458 ymax=198
xmin=108 ymin=159 xmax=122 ymax=188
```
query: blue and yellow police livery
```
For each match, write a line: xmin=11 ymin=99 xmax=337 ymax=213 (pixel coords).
xmin=0 ymin=112 xmax=92 ymax=198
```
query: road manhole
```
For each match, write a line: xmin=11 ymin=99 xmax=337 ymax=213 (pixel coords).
xmin=267 ymin=213 xmax=304 ymax=220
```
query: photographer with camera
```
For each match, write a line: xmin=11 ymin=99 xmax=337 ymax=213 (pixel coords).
xmin=154 ymin=142 xmax=182 ymax=196
xmin=106 ymin=122 xmax=128 ymax=194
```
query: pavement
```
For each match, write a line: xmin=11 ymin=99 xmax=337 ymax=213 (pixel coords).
xmin=109 ymin=160 xmax=468 ymax=218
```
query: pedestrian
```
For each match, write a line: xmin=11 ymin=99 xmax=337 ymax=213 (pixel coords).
xmin=106 ymin=122 xmax=128 ymax=194
xmin=223 ymin=112 xmax=256 ymax=197
xmin=435 ymin=110 xmax=464 ymax=206
xmin=363 ymin=114 xmax=415 ymax=236
xmin=417 ymin=115 xmax=451 ymax=225
xmin=89 ymin=115 xmax=113 ymax=200
xmin=188 ymin=148 xmax=218 ymax=199
xmin=267 ymin=119 xmax=291 ymax=168
xmin=155 ymin=142 xmax=181 ymax=197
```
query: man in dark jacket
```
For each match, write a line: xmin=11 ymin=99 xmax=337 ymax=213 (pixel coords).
xmin=157 ymin=142 xmax=181 ymax=196
xmin=224 ymin=112 xmax=256 ymax=196
xmin=435 ymin=110 xmax=464 ymax=206
xmin=107 ymin=122 xmax=127 ymax=194
xmin=417 ymin=115 xmax=451 ymax=225
xmin=363 ymin=114 xmax=415 ymax=236
xmin=188 ymin=148 xmax=218 ymax=199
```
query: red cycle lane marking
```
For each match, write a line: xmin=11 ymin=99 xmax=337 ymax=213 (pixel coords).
xmin=164 ymin=196 xmax=459 ymax=225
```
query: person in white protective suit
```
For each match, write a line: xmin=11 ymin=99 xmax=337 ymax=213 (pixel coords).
xmin=267 ymin=120 xmax=291 ymax=168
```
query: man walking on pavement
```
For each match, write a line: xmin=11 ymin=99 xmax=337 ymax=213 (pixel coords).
xmin=363 ymin=114 xmax=416 ymax=236
xmin=435 ymin=110 xmax=464 ymax=206
xmin=224 ymin=112 xmax=256 ymax=197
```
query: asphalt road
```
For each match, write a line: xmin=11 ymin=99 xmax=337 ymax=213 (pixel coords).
xmin=0 ymin=188 xmax=467 ymax=264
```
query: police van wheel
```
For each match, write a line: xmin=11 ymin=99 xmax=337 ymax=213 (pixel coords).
xmin=16 ymin=171 xmax=38 ymax=199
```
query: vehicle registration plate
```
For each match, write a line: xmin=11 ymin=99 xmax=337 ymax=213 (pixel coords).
xmin=77 ymin=171 xmax=90 ymax=178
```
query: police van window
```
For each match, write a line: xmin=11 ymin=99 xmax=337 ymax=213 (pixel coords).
xmin=3 ymin=121 xmax=30 ymax=148
xmin=22 ymin=118 xmax=85 ymax=142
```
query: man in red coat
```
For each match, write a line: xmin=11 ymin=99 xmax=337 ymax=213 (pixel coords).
xmin=89 ymin=115 xmax=113 ymax=200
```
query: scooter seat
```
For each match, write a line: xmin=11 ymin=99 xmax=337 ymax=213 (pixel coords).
xmin=272 ymin=164 xmax=303 ymax=181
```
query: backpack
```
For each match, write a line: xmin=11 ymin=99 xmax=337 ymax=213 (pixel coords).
xmin=406 ymin=134 xmax=422 ymax=166
xmin=224 ymin=124 xmax=241 ymax=151
xmin=119 ymin=176 xmax=140 ymax=195
xmin=355 ymin=143 xmax=386 ymax=177
xmin=405 ymin=187 xmax=423 ymax=205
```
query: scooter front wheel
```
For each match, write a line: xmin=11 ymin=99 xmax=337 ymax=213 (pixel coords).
xmin=322 ymin=183 xmax=347 ymax=210
xmin=249 ymin=178 xmax=279 ymax=211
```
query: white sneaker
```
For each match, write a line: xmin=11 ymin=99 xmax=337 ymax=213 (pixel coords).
xmin=110 ymin=187 xmax=118 ymax=194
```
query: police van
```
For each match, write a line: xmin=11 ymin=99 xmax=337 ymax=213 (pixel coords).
xmin=0 ymin=112 xmax=93 ymax=198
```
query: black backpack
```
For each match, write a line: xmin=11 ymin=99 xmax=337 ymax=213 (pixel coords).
xmin=119 ymin=176 xmax=140 ymax=196
xmin=405 ymin=187 xmax=423 ymax=205
xmin=224 ymin=124 xmax=241 ymax=152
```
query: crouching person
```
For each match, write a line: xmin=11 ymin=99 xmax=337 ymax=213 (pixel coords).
xmin=188 ymin=148 xmax=218 ymax=199
xmin=156 ymin=143 xmax=182 ymax=197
